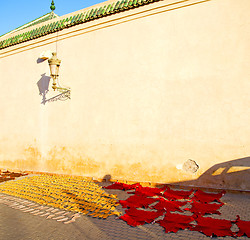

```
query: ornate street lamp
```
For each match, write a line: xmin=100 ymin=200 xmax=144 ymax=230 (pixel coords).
xmin=48 ymin=52 xmax=61 ymax=91
xmin=46 ymin=52 xmax=70 ymax=102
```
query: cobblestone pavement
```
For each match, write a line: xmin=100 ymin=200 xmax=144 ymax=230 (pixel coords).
xmin=0 ymin=177 xmax=250 ymax=240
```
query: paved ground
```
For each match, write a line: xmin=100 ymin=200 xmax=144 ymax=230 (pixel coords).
xmin=0 ymin=177 xmax=250 ymax=240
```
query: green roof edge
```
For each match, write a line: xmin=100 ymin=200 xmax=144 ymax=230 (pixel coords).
xmin=0 ymin=0 xmax=160 ymax=50
xmin=0 ymin=12 xmax=59 ymax=38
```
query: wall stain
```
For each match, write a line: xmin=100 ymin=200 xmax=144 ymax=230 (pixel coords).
xmin=23 ymin=146 xmax=41 ymax=169
xmin=44 ymin=146 xmax=101 ymax=176
xmin=0 ymin=145 xmax=200 ymax=184
xmin=1 ymin=144 xmax=249 ymax=190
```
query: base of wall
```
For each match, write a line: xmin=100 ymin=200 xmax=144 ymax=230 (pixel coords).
xmin=3 ymin=168 xmax=249 ymax=194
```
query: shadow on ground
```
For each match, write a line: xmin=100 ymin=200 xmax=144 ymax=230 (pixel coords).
xmin=171 ymin=156 xmax=250 ymax=191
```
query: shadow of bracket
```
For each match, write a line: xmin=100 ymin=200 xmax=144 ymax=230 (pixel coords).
xmin=42 ymin=89 xmax=71 ymax=104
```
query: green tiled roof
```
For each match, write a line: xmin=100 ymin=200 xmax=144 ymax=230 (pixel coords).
xmin=1 ymin=12 xmax=59 ymax=38
xmin=0 ymin=0 xmax=160 ymax=50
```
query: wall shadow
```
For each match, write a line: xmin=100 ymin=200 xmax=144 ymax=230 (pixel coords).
xmin=36 ymin=73 xmax=71 ymax=104
xmin=171 ymin=156 xmax=250 ymax=191
xmin=102 ymin=174 xmax=112 ymax=182
xmin=37 ymin=73 xmax=50 ymax=105
xmin=36 ymin=58 xmax=46 ymax=64
xmin=99 ymin=158 xmax=250 ymax=191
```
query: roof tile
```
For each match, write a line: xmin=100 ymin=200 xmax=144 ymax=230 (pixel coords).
xmin=0 ymin=0 xmax=160 ymax=50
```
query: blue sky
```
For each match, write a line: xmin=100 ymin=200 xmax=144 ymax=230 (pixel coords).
xmin=0 ymin=0 xmax=105 ymax=36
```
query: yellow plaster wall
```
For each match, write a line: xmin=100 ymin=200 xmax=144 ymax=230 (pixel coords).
xmin=0 ymin=0 xmax=250 ymax=190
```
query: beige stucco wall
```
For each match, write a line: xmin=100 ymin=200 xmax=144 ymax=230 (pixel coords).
xmin=0 ymin=0 xmax=250 ymax=190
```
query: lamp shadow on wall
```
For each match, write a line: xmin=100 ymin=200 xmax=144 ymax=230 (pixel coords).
xmin=37 ymin=73 xmax=70 ymax=104
xmin=37 ymin=73 xmax=51 ymax=105
xmin=171 ymin=156 xmax=250 ymax=190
